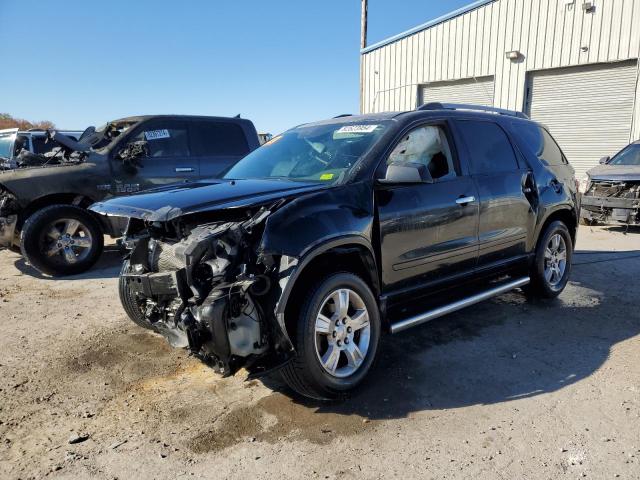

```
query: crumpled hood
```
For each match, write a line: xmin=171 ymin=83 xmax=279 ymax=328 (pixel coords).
xmin=587 ymin=164 xmax=640 ymax=181
xmin=89 ymin=178 xmax=329 ymax=221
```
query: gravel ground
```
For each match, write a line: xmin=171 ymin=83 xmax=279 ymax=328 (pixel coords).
xmin=0 ymin=226 xmax=638 ymax=479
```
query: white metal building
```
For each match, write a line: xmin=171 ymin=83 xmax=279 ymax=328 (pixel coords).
xmin=360 ymin=0 xmax=640 ymax=176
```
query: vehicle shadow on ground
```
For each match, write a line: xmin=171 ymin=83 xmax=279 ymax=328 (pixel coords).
xmin=266 ymin=248 xmax=640 ymax=420
xmin=12 ymin=245 xmax=123 ymax=280
xmin=588 ymin=225 xmax=640 ymax=235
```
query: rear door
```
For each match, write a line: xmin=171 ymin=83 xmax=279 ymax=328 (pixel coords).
xmin=376 ymin=121 xmax=479 ymax=294
xmin=190 ymin=120 xmax=252 ymax=178
xmin=454 ymin=119 xmax=535 ymax=269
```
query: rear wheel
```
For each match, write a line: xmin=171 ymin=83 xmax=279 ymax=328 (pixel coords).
xmin=526 ymin=220 xmax=573 ymax=299
xmin=280 ymin=272 xmax=381 ymax=400
xmin=20 ymin=204 xmax=104 ymax=276
xmin=119 ymin=260 xmax=156 ymax=331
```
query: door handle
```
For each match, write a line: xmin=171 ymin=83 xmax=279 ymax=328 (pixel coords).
xmin=455 ymin=196 xmax=476 ymax=205
xmin=175 ymin=167 xmax=195 ymax=173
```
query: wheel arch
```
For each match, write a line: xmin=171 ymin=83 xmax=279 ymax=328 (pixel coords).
xmin=277 ymin=235 xmax=381 ymax=348
xmin=17 ymin=193 xmax=111 ymax=234
xmin=536 ymin=207 xmax=577 ymax=247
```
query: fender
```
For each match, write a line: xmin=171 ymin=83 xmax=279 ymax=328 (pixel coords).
xmin=257 ymin=182 xmax=378 ymax=349
xmin=532 ymin=203 xmax=577 ymax=248
xmin=274 ymin=234 xmax=378 ymax=319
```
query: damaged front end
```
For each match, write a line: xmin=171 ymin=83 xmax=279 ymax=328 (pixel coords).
xmin=120 ymin=203 xmax=294 ymax=377
xmin=581 ymin=180 xmax=640 ymax=226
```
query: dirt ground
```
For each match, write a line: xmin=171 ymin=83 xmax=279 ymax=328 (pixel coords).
xmin=0 ymin=226 xmax=638 ymax=480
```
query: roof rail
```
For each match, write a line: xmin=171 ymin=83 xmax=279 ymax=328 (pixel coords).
xmin=418 ymin=102 xmax=529 ymax=119
xmin=333 ymin=114 xmax=353 ymax=118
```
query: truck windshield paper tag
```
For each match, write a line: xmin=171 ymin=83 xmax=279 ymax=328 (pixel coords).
xmin=144 ymin=129 xmax=170 ymax=140
xmin=336 ymin=125 xmax=379 ymax=134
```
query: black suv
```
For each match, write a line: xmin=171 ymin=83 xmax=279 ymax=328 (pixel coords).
xmin=0 ymin=115 xmax=260 ymax=276
xmin=91 ymin=104 xmax=579 ymax=400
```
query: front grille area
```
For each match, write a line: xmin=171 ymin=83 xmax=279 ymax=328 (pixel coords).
xmin=587 ymin=181 xmax=640 ymax=199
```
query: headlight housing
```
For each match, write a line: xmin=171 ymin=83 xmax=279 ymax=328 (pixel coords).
xmin=577 ymin=175 xmax=591 ymax=194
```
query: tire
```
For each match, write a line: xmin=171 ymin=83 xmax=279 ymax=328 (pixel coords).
xmin=20 ymin=204 xmax=104 ymax=276
xmin=526 ymin=220 xmax=573 ymax=299
xmin=118 ymin=260 xmax=156 ymax=331
xmin=280 ymin=272 xmax=381 ymax=400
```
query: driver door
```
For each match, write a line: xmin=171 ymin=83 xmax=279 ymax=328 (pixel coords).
xmin=375 ymin=122 xmax=479 ymax=294
xmin=111 ymin=119 xmax=199 ymax=195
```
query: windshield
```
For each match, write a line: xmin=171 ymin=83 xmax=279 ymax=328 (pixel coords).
xmin=224 ymin=121 xmax=390 ymax=184
xmin=609 ymin=144 xmax=640 ymax=166
xmin=0 ymin=132 xmax=16 ymax=159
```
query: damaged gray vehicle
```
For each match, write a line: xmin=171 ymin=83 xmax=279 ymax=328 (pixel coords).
xmin=91 ymin=105 xmax=579 ymax=400
xmin=578 ymin=141 xmax=640 ymax=226
xmin=0 ymin=115 xmax=259 ymax=276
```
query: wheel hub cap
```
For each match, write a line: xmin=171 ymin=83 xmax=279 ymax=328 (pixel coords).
xmin=314 ymin=288 xmax=371 ymax=378
xmin=39 ymin=218 xmax=93 ymax=266
xmin=544 ymin=234 xmax=567 ymax=287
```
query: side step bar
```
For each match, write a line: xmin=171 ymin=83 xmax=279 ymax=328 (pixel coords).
xmin=390 ymin=277 xmax=530 ymax=334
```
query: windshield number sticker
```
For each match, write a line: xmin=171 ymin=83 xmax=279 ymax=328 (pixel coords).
xmin=336 ymin=125 xmax=379 ymax=134
xmin=144 ymin=129 xmax=170 ymax=141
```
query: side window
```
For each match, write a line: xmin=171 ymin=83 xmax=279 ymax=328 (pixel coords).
xmin=387 ymin=125 xmax=456 ymax=181
xmin=512 ymin=122 xmax=566 ymax=166
xmin=131 ymin=122 xmax=189 ymax=158
xmin=14 ymin=135 xmax=30 ymax=155
xmin=32 ymin=135 xmax=53 ymax=155
xmin=190 ymin=122 xmax=250 ymax=156
xmin=457 ymin=120 xmax=519 ymax=174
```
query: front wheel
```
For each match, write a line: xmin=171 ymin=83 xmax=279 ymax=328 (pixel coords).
xmin=20 ymin=204 xmax=104 ymax=276
xmin=526 ymin=220 xmax=573 ymax=299
xmin=280 ymin=272 xmax=381 ymax=400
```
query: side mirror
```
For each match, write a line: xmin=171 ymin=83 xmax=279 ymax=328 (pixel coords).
xmin=599 ymin=156 xmax=610 ymax=164
xmin=378 ymin=161 xmax=433 ymax=184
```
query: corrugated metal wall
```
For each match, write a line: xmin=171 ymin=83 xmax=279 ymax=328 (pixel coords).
xmin=361 ymin=0 xmax=640 ymax=140
xmin=526 ymin=60 xmax=638 ymax=176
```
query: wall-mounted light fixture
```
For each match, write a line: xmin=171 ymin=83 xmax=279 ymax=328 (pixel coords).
xmin=583 ymin=2 xmax=596 ymax=13
xmin=505 ymin=50 xmax=522 ymax=61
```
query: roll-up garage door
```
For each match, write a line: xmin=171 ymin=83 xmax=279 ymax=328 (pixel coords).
xmin=420 ymin=76 xmax=495 ymax=107
xmin=525 ymin=61 xmax=638 ymax=177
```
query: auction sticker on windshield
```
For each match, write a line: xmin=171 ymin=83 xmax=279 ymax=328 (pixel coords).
xmin=336 ymin=125 xmax=379 ymax=134
xmin=144 ymin=129 xmax=171 ymax=140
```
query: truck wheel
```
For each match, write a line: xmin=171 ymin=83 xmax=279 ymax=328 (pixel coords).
xmin=280 ymin=272 xmax=381 ymax=400
xmin=20 ymin=204 xmax=104 ymax=277
xmin=119 ymin=260 xmax=156 ymax=331
xmin=526 ymin=220 xmax=573 ymax=299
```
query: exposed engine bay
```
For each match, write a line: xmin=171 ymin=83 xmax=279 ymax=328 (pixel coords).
xmin=120 ymin=202 xmax=293 ymax=377
xmin=581 ymin=180 xmax=640 ymax=226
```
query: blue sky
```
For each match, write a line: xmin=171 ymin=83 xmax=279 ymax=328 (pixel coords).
xmin=0 ymin=1 xmax=471 ymax=134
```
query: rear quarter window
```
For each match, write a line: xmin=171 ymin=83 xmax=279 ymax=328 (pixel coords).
xmin=190 ymin=122 xmax=250 ymax=156
xmin=512 ymin=122 xmax=567 ymax=166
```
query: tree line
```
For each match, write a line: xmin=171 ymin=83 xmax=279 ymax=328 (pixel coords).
xmin=0 ymin=113 xmax=55 ymax=130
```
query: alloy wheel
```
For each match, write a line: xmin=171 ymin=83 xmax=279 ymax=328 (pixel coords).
xmin=544 ymin=233 xmax=567 ymax=287
xmin=314 ymin=288 xmax=371 ymax=378
xmin=39 ymin=218 xmax=94 ymax=266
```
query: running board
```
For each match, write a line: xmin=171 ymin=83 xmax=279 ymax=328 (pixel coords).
xmin=390 ymin=277 xmax=530 ymax=334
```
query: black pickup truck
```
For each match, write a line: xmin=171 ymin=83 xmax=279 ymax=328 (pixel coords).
xmin=91 ymin=104 xmax=579 ymax=400
xmin=0 ymin=115 xmax=260 ymax=276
